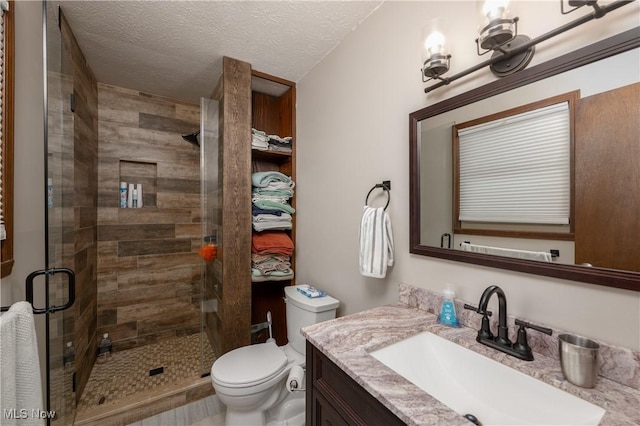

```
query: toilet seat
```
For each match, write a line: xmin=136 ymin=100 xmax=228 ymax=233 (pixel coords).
xmin=212 ymin=342 xmax=288 ymax=388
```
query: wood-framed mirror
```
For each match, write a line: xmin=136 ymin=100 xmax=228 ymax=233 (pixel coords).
xmin=409 ymin=28 xmax=639 ymax=292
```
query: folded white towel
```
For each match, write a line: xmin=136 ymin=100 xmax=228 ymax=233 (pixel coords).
xmin=251 ymin=195 xmax=289 ymax=204
xmin=460 ymin=242 xmax=553 ymax=262
xmin=0 ymin=302 xmax=45 ymax=425
xmin=252 ymin=221 xmax=293 ymax=232
xmin=359 ymin=206 xmax=394 ymax=278
xmin=251 ymin=128 xmax=269 ymax=142
xmin=251 ymin=135 xmax=269 ymax=151
xmin=253 ymin=213 xmax=292 ymax=222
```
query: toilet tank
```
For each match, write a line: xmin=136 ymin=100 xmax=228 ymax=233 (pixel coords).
xmin=284 ymin=285 xmax=339 ymax=355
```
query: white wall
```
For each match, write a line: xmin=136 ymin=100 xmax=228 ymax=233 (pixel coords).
xmin=296 ymin=1 xmax=640 ymax=350
xmin=0 ymin=0 xmax=47 ymax=400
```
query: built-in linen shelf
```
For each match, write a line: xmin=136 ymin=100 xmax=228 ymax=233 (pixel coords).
xmin=250 ymin=279 xmax=294 ymax=285
xmin=251 ymin=149 xmax=292 ymax=162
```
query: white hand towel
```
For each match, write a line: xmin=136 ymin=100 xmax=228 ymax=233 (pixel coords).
xmin=460 ymin=242 xmax=553 ymax=262
xmin=0 ymin=302 xmax=45 ymax=425
xmin=359 ymin=206 xmax=394 ymax=278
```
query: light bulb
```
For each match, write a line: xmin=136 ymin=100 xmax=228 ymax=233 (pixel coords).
xmin=425 ymin=30 xmax=446 ymax=57
xmin=421 ymin=18 xmax=450 ymax=80
xmin=483 ymin=0 xmax=510 ymax=20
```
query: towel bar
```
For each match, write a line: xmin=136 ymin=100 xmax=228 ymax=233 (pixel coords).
xmin=365 ymin=180 xmax=391 ymax=210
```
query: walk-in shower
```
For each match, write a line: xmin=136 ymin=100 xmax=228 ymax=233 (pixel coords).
xmin=43 ymin=3 xmax=219 ymax=424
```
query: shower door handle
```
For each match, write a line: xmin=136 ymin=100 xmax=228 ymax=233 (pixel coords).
xmin=26 ymin=268 xmax=76 ymax=314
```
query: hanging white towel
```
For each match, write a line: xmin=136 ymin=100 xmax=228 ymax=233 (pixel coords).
xmin=359 ymin=206 xmax=394 ymax=278
xmin=460 ymin=242 xmax=553 ymax=262
xmin=0 ymin=302 xmax=45 ymax=426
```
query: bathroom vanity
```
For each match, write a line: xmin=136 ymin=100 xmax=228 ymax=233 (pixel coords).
xmin=306 ymin=342 xmax=404 ymax=425
xmin=302 ymin=285 xmax=640 ymax=426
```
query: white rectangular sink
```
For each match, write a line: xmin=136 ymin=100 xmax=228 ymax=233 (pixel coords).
xmin=370 ymin=331 xmax=605 ymax=425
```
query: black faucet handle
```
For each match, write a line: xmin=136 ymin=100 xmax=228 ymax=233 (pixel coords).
xmin=515 ymin=318 xmax=553 ymax=336
xmin=463 ymin=304 xmax=493 ymax=317
xmin=512 ymin=319 xmax=553 ymax=361
xmin=464 ymin=304 xmax=494 ymax=340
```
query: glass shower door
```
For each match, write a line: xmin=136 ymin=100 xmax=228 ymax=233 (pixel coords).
xmin=200 ymin=97 xmax=221 ymax=374
xmin=44 ymin=2 xmax=76 ymax=424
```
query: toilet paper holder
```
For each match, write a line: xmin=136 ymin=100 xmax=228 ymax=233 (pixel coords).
xmin=287 ymin=365 xmax=306 ymax=392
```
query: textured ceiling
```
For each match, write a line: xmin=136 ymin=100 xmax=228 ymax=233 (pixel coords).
xmin=59 ymin=1 xmax=383 ymax=104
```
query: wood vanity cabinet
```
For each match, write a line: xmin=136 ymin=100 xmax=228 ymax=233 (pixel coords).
xmin=306 ymin=341 xmax=405 ymax=426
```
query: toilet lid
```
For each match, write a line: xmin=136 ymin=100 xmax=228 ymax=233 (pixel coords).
xmin=212 ymin=342 xmax=287 ymax=386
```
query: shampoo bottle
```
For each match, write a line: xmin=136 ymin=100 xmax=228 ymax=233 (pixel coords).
xmin=136 ymin=183 xmax=143 ymax=208
xmin=63 ymin=341 xmax=76 ymax=369
xmin=97 ymin=333 xmax=113 ymax=363
xmin=48 ymin=178 xmax=54 ymax=208
xmin=120 ymin=182 xmax=127 ymax=208
xmin=438 ymin=288 xmax=459 ymax=327
xmin=127 ymin=183 xmax=134 ymax=208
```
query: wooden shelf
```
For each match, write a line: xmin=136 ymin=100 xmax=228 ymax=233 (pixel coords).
xmin=249 ymin=69 xmax=296 ymax=346
xmin=251 ymin=149 xmax=292 ymax=163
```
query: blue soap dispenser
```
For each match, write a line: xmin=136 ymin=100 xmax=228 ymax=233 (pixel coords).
xmin=438 ymin=288 xmax=460 ymax=327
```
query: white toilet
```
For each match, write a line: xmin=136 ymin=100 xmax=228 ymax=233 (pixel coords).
xmin=211 ymin=285 xmax=339 ymax=426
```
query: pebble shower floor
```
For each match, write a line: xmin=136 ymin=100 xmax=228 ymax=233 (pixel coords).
xmin=76 ymin=333 xmax=216 ymax=413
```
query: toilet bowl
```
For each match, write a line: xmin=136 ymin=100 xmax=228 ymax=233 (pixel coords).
xmin=211 ymin=285 xmax=339 ymax=426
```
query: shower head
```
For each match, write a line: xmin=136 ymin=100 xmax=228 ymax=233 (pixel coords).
xmin=182 ymin=130 xmax=200 ymax=147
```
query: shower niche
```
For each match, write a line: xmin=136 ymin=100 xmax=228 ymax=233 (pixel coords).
xmin=119 ymin=160 xmax=157 ymax=208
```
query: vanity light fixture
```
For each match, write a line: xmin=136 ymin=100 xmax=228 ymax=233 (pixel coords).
xmin=561 ymin=0 xmax=600 ymax=15
xmin=476 ymin=0 xmax=535 ymax=77
xmin=422 ymin=18 xmax=451 ymax=82
xmin=423 ymin=0 xmax=635 ymax=93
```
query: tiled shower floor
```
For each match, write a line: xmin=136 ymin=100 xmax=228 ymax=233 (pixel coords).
xmin=76 ymin=333 xmax=216 ymax=415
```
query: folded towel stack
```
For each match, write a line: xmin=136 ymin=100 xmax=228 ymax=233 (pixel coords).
xmin=267 ymin=134 xmax=293 ymax=153
xmin=252 ymin=171 xmax=294 ymax=188
xmin=251 ymin=232 xmax=294 ymax=281
xmin=252 ymin=171 xmax=295 ymax=231
xmin=251 ymin=128 xmax=294 ymax=153
xmin=251 ymin=171 xmax=295 ymax=281
xmin=252 ymin=231 xmax=294 ymax=256
xmin=252 ymin=128 xmax=270 ymax=151
xmin=252 ymin=213 xmax=292 ymax=232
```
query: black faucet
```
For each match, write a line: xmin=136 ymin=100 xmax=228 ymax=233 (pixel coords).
xmin=464 ymin=285 xmax=552 ymax=361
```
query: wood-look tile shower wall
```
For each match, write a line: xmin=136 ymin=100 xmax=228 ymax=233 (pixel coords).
xmin=96 ymin=84 xmax=203 ymax=351
xmin=59 ymin=13 xmax=100 ymax=403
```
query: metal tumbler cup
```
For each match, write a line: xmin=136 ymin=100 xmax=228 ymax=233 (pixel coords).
xmin=558 ymin=334 xmax=600 ymax=388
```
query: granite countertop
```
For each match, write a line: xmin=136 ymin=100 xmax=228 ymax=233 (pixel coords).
xmin=301 ymin=304 xmax=640 ymax=426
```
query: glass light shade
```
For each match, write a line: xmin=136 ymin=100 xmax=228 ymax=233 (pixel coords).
xmin=422 ymin=19 xmax=450 ymax=79
xmin=477 ymin=0 xmax=515 ymax=50
xmin=425 ymin=30 xmax=447 ymax=58
xmin=422 ymin=19 xmax=448 ymax=59
xmin=482 ymin=0 xmax=510 ymax=21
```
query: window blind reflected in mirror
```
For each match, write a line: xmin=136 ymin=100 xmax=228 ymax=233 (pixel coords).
xmin=456 ymin=102 xmax=571 ymax=225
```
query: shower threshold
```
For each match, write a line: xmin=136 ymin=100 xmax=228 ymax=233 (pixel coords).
xmin=74 ymin=375 xmax=212 ymax=426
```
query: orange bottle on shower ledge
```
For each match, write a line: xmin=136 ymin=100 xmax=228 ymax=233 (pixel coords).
xmin=199 ymin=243 xmax=217 ymax=262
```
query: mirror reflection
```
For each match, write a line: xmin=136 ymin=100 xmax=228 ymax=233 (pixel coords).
xmin=413 ymin=43 xmax=639 ymax=280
